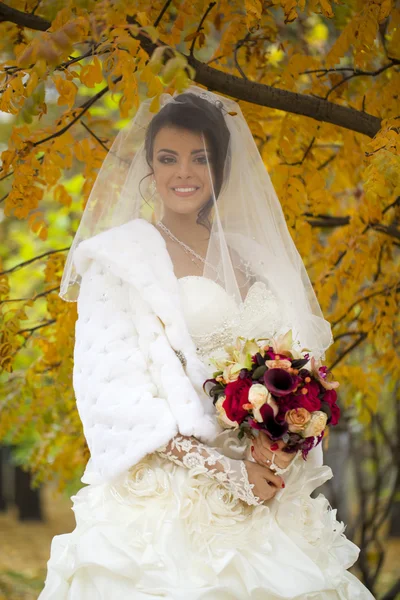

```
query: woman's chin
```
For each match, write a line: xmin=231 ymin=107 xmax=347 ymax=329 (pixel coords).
xmin=164 ymin=198 xmax=208 ymax=216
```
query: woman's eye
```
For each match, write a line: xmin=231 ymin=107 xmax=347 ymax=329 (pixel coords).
xmin=158 ymin=155 xmax=176 ymax=164
xmin=195 ymin=155 xmax=209 ymax=164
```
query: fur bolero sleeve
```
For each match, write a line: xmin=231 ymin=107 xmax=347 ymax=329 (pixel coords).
xmin=72 ymin=219 xmax=219 ymax=485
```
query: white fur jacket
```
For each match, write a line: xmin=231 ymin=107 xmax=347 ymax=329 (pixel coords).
xmin=73 ymin=218 xmax=220 ymax=485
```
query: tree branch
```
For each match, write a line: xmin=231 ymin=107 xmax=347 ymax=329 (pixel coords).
xmin=233 ymin=33 xmax=251 ymax=80
xmin=17 ymin=319 xmax=56 ymax=335
xmin=328 ymin=332 xmax=368 ymax=371
xmin=0 ymin=170 xmax=14 ymax=183
xmin=324 ymin=196 xmax=399 ymax=275
xmin=323 ymin=60 xmax=400 ymax=100
xmin=331 ymin=282 xmax=399 ymax=328
xmin=0 ymin=3 xmax=382 ymax=139
xmin=187 ymin=56 xmax=381 ymax=137
xmin=303 ymin=60 xmax=400 ymax=104
xmin=32 ymin=81 xmax=117 ymax=147
xmin=371 ymin=223 xmax=400 ymax=241
xmin=317 ymin=153 xmax=337 ymax=170
xmin=154 ymin=0 xmax=173 ymax=28
xmin=304 ymin=213 xmax=350 ymax=228
xmin=0 ymin=286 xmax=59 ymax=305
xmin=285 ymin=133 xmax=317 ymax=166
xmin=0 ymin=247 xmax=70 ymax=276
xmin=189 ymin=2 xmax=216 ymax=56
xmin=80 ymin=121 xmax=110 ymax=152
xmin=0 ymin=1 xmax=50 ymax=30
xmin=137 ymin=22 xmax=384 ymax=138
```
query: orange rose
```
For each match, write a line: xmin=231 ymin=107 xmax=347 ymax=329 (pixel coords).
xmin=286 ymin=407 xmax=311 ymax=433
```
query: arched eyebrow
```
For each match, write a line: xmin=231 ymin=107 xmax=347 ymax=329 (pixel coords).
xmin=156 ymin=148 xmax=210 ymax=155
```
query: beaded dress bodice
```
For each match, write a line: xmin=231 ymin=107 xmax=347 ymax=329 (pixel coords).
xmin=177 ymin=276 xmax=288 ymax=366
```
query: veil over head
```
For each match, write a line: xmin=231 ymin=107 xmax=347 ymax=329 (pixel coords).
xmin=60 ymin=85 xmax=333 ymax=359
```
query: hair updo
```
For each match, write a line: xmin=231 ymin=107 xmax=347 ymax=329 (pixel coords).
xmin=144 ymin=92 xmax=231 ymax=229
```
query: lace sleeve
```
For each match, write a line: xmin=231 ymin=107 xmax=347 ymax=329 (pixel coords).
xmin=157 ymin=435 xmax=263 ymax=507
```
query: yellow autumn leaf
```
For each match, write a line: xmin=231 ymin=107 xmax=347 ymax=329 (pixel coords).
xmin=53 ymin=76 xmax=78 ymax=109
xmin=150 ymin=94 xmax=161 ymax=112
xmin=245 ymin=0 xmax=262 ymax=29
xmin=54 ymin=184 xmax=72 ymax=207
xmin=319 ymin=0 xmax=333 ymax=18
xmin=280 ymin=0 xmax=298 ymax=23
xmin=80 ymin=57 xmax=103 ymax=88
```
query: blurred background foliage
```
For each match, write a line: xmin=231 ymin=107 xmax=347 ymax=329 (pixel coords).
xmin=0 ymin=0 xmax=399 ymax=597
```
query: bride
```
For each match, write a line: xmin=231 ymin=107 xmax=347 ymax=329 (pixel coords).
xmin=39 ymin=87 xmax=374 ymax=599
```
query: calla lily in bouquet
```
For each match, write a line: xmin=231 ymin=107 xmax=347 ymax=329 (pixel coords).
xmin=204 ymin=330 xmax=340 ymax=460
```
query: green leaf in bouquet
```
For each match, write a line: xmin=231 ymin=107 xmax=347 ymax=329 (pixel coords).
xmin=320 ymin=401 xmax=332 ymax=421
xmin=252 ymin=364 xmax=267 ymax=380
xmin=209 ymin=384 xmax=225 ymax=398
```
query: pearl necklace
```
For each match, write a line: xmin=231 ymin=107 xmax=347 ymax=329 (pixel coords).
xmin=156 ymin=220 xmax=216 ymax=272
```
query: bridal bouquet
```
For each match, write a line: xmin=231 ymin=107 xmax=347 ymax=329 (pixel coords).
xmin=203 ymin=330 xmax=340 ymax=460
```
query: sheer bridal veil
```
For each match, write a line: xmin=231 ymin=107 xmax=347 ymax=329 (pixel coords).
xmin=60 ymin=85 xmax=333 ymax=360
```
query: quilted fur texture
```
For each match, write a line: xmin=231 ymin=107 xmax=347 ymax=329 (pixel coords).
xmin=73 ymin=219 xmax=220 ymax=485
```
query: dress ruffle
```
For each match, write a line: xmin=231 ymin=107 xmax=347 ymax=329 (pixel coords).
xmin=39 ymin=454 xmax=374 ymax=600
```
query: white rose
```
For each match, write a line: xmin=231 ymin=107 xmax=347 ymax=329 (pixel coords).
xmin=123 ymin=456 xmax=172 ymax=504
xmin=303 ymin=411 xmax=328 ymax=438
xmin=181 ymin=476 xmax=255 ymax=550
xmin=248 ymin=384 xmax=278 ymax=423
xmin=276 ymin=495 xmax=327 ymax=546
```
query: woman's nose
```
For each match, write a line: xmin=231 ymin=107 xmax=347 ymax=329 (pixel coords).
xmin=176 ymin=159 xmax=193 ymax=178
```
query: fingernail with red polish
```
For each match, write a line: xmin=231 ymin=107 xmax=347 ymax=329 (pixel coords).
xmin=282 ymin=482 xmax=285 ymax=488
xmin=271 ymin=443 xmax=279 ymax=451
xmin=251 ymin=446 xmax=254 ymax=452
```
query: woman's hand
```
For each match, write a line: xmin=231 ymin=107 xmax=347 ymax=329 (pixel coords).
xmin=250 ymin=432 xmax=296 ymax=470
xmin=243 ymin=459 xmax=284 ymax=502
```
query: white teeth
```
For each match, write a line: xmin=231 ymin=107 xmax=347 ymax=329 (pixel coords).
xmin=174 ymin=187 xmax=197 ymax=192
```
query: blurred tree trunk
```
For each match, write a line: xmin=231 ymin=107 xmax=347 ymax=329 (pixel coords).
xmin=15 ymin=466 xmax=42 ymax=521
xmin=318 ymin=428 xmax=350 ymax=524
xmin=389 ymin=498 xmax=400 ymax=536
xmin=0 ymin=446 xmax=7 ymax=511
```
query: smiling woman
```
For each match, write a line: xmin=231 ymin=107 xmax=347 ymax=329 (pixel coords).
xmin=144 ymin=92 xmax=230 ymax=233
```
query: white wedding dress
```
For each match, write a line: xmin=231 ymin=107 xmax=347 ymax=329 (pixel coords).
xmin=39 ymin=276 xmax=374 ymax=600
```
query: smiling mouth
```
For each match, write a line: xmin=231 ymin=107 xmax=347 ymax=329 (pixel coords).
xmin=172 ymin=186 xmax=200 ymax=197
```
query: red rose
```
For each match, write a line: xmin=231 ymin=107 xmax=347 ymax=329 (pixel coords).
xmin=323 ymin=389 xmax=340 ymax=426
xmin=222 ymin=378 xmax=253 ymax=424
xmin=276 ymin=394 xmax=301 ymax=417
xmin=298 ymin=381 xmax=322 ymax=411
xmin=324 ymin=389 xmax=337 ymax=405
xmin=277 ymin=381 xmax=321 ymax=417
xmin=329 ymin=403 xmax=341 ymax=426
